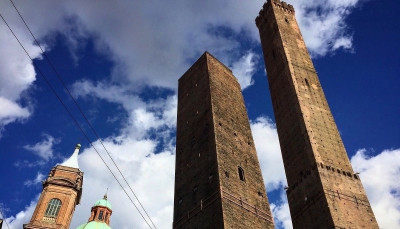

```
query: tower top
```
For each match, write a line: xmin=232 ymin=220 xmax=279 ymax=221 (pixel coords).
xmin=77 ymin=194 xmax=113 ymax=229
xmin=60 ymin=143 xmax=81 ymax=169
xmin=255 ymin=0 xmax=295 ymax=27
xmin=93 ymin=195 xmax=112 ymax=210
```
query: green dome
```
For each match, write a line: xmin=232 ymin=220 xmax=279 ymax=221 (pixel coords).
xmin=76 ymin=221 xmax=111 ymax=229
xmin=93 ymin=198 xmax=112 ymax=210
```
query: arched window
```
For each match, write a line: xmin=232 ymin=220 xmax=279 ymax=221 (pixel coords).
xmin=44 ymin=198 xmax=62 ymax=218
xmin=238 ymin=167 xmax=245 ymax=181
xmin=98 ymin=210 xmax=104 ymax=220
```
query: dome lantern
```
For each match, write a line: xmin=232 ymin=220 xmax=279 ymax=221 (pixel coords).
xmin=76 ymin=194 xmax=113 ymax=229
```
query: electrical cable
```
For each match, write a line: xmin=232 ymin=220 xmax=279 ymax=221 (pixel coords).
xmin=6 ymin=2 xmax=158 ymax=228
xmin=0 ymin=208 xmax=11 ymax=229
xmin=0 ymin=13 xmax=154 ymax=229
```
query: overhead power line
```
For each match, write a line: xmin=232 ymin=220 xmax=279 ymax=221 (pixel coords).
xmin=0 ymin=13 xmax=154 ymax=229
xmin=5 ymin=2 xmax=158 ymax=228
xmin=0 ymin=208 xmax=11 ymax=229
xmin=1 ymin=3 xmax=157 ymax=228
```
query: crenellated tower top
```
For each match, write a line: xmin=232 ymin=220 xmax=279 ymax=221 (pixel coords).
xmin=255 ymin=0 xmax=295 ymax=27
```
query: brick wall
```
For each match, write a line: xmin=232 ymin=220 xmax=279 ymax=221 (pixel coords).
xmin=173 ymin=52 xmax=274 ymax=229
xmin=256 ymin=1 xmax=379 ymax=228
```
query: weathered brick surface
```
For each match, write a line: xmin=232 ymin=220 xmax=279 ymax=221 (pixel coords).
xmin=173 ymin=52 xmax=274 ymax=229
xmin=24 ymin=165 xmax=83 ymax=229
xmin=256 ymin=0 xmax=379 ymax=228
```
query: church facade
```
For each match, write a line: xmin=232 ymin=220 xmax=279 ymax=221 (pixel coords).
xmin=23 ymin=144 xmax=113 ymax=229
xmin=23 ymin=144 xmax=83 ymax=229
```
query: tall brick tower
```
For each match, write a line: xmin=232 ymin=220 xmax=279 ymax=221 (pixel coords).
xmin=173 ymin=52 xmax=274 ymax=229
xmin=255 ymin=1 xmax=379 ymax=228
xmin=24 ymin=144 xmax=84 ymax=229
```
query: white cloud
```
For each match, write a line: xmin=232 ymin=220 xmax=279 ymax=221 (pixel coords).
xmin=288 ymin=0 xmax=360 ymax=57
xmin=271 ymin=195 xmax=293 ymax=229
xmin=251 ymin=116 xmax=400 ymax=229
xmin=251 ymin=117 xmax=287 ymax=191
xmin=1 ymin=197 xmax=38 ymax=229
xmin=0 ymin=97 xmax=30 ymax=132
xmin=231 ymin=52 xmax=257 ymax=90
xmin=0 ymin=0 xmax=364 ymax=135
xmin=23 ymin=135 xmax=59 ymax=161
xmin=251 ymin=117 xmax=292 ymax=229
xmin=13 ymin=160 xmax=46 ymax=168
xmin=71 ymin=80 xmax=178 ymax=141
xmin=23 ymin=173 xmax=45 ymax=186
xmin=68 ymin=139 xmax=175 ymax=229
xmin=351 ymin=148 xmax=400 ymax=229
xmin=0 ymin=13 xmax=42 ymax=133
xmin=1 ymin=0 xmax=362 ymax=92
xmin=4 ymin=139 xmax=175 ymax=229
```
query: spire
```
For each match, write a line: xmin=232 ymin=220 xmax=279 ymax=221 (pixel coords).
xmin=104 ymin=188 xmax=108 ymax=200
xmin=61 ymin=144 xmax=81 ymax=169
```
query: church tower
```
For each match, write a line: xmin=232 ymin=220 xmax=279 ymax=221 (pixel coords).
xmin=256 ymin=1 xmax=379 ymax=228
xmin=24 ymin=144 xmax=84 ymax=229
xmin=173 ymin=52 xmax=274 ymax=229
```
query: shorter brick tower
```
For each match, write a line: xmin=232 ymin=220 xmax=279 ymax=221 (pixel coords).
xmin=23 ymin=144 xmax=84 ymax=229
xmin=173 ymin=52 xmax=274 ymax=229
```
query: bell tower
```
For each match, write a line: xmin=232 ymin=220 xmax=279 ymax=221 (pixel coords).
xmin=23 ymin=144 xmax=84 ymax=229
xmin=256 ymin=0 xmax=379 ymax=228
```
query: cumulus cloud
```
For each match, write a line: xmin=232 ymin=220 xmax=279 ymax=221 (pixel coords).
xmin=0 ymin=0 xmax=363 ymax=133
xmin=0 ymin=21 xmax=40 ymax=133
xmin=4 ymin=97 xmax=177 ymax=228
xmin=231 ymin=52 xmax=257 ymax=90
xmin=288 ymin=0 xmax=359 ymax=57
xmin=251 ymin=117 xmax=287 ymax=191
xmin=0 ymin=97 xmax=30 ymax=131
xmin=251 ymin=117 xmax=292 ymax=229
xmin=351 ymin=148 xmax=400 ymax=228
xmin=23 ymin=135 xmax=59 ymax=161
xmin=250 ymin=116 xmax=400 ymax=229
xmin=65 ymin=93 xmax=177 ymax=228
xmin=2 ymin=0 xmax=362 ymax=91
xmin=271 ymin=195 xmax=293 ymax=229
xmin=1 ymin=197 xmax=38 ymax=229
xmin=14 ymin=160 xmax=46 ymax=169
xmin=23 ymin=173 xmax=45 ymax=187
xmin=68 ymin=138 xmax=175 ymax=229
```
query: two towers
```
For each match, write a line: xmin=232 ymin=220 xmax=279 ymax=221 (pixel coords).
xmin=174 ymin=0 xmax=378 ymax=228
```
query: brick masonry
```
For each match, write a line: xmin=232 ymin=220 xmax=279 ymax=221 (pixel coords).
xmin=256 ymin=0 xmax=379 ymax=228
xmin=23 ymin=165 xmax=83 ymax=229
xmin=173 ymin=52 xmax=274 ymax=229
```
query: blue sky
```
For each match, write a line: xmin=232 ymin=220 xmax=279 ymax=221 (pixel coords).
xmin=0 ymin=0 xmax=399 ymax=228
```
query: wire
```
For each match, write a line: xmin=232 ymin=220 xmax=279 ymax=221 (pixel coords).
xmin=0 ymin=13 xmax=154 ymax=229
xmin=0 ymin=208 xmax=11 ymax=229
xmin=6 ymin=1 xmax=158 ymax=228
